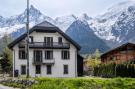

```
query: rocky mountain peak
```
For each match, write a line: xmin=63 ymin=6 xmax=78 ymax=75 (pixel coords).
xmin=78 ymin=13 xmax=92 ymax=21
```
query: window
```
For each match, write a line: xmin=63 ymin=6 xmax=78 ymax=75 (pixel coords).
xmin=44 ymin=37 xmax=53 ymax=46
xmin=19 ymin=50 xmax=26 ymax=59
xmin=62 ymin=50 xmax=70 ymax=59
xmin=45 ymin=50 xmax=53 ymax=59
xmin=127 ymin=47 xmax=134 ymax=52
xmin=58 ymin=37 xmax=62 ymax=44
xmin=47 ymin=65 xmax=52 ymax=74
xmin=21 ymin=65 xmax=26 ymax=75
xmin=64 ymin=65 xmax=68 ymax=74
xmin=29 ymin=36 xmax=33 ymax=43
xmin=34 ymin=50 xmax=42 ymax=62
xmin=36 ymin=65 xmax=41 ymax=74
xmin=120 ymin=48 xmax=126 ymax=54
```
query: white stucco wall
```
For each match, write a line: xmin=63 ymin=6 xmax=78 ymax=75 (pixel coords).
xmin=12 ymin=31 xmax=78 ymax=78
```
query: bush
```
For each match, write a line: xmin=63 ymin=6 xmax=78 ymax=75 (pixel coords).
xmin=0 ymin=79 xmax=35 ymax=88
xmin=94 ymin=63 xmax=135 ymax=78
xmin=29 ymin=78 xmax=135 ymax=89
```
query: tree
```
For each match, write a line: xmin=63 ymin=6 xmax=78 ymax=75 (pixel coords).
xmin=84 ymin=50 xmax=101 ymax=75
xmin=0 ymin=34 xmax=13 ymax=75
xmin=0 ymin=47 xmax=12 ymax=73
xmin=95 ymin=49 xmax=101 ymax=60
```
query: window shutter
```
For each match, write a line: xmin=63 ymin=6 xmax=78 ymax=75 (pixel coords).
xmin=61 ymin=51 xmax=63 ymax=59
xmin=51 ymin=51 xmax=53 ymax=59
xmin=31 ymin=36 xmax=33 ymax=43
xmin=40 ymin=51 xmax=42 ymax=61
xmin=45 ymin=51 xmax=47 ymax=59
xmin=51 ymin=37 xmax=53 ymax=46
xmin=44 ymin=37 xmax=46 ymax=46
xmin=34 ymin=50 xmax=35 ymax=61
xmin=51 ymin=37 xmax=53 ymax=43
xmin=68 ymin=51 xmax=70 ymax=59
xmin=19 ymin=50 xmax=21 ymax=59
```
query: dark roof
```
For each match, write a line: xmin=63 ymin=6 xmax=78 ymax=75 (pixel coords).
xmin=36 ymin=21 xmax=56 ymax=27
xmin=101 ymin=42 xmax=135 ymax=58
xmin=8 ymin=21 xmax=81 ymax=50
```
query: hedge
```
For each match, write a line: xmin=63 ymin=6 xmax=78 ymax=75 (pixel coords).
xmin=94 ymin=63 xmax=135 ymax=78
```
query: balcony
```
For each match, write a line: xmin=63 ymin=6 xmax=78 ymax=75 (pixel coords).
xmin=43 ymin=59 xmax=55 ymax=64
xmin=33 ymin=58 xmax=55 ymax=65
xmin=33 ymin=58 xmax=43 ymax=65
xmin=19 ymin=42 xmax=70 ymax=49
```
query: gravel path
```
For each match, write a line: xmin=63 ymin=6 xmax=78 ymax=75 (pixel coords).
xmin=0 ymin=84 xmax=19 ymax=89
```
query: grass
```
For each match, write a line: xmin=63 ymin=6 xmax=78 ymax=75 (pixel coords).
xmin=29 ymin=77 xmax=135 ymax=89
xmin=1 ymin=77 xmax=135 ymax=89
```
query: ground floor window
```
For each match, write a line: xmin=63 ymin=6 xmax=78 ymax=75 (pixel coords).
xmin=47 ymin=65 xmax=52 ymax=74
xmin=64 ymin=65 xmax=68 ymax=74
xmin=36 ymin=65 xmax=41 ymax=74
xmin=21 ymin=65 xmax=26 ymax=75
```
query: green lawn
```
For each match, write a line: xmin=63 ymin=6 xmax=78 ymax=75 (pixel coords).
xmin=29 ymin=77 xmax=135 ymax=89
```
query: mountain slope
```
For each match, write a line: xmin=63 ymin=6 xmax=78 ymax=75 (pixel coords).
xmin=55 ymin=14 xmax=77 ymax=32
xmin=66 ymin=20 xmax=110 ymax=54
xmin=90 ymin=1 xmax=135 ymax=43
xmin=0 ymin=5 xmax=56 ymax=37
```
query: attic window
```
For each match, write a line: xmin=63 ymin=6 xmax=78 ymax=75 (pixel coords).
xmin=29 ymin=36 xmax=33 ymax=43
xmin=58 ymin=37 xmax=62 ymax=44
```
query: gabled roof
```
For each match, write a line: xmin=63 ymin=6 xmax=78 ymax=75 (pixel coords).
xmin=101 ymin=42 xmax=135 ymax=58
xmin=36 ymin=21 xmax=56 ymax=27
xmin=8 ymin=21 xmax=81 ymax=50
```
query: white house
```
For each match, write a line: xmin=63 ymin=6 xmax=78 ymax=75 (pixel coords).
xmin=8 ymin=21 xmax=83 ymax=78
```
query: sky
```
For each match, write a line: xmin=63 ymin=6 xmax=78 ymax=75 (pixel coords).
xmin=0 ymin=0 xmax=128 ymax=18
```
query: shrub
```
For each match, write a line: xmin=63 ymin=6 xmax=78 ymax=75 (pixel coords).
xmin=29 ymin=78 xmax=135 ymax=89
xmin=94 ymin=63 xmax=135 ymax=78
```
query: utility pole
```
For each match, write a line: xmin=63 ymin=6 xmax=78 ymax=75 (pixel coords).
xmin=26 ymin=0 xmax=30 ymax=78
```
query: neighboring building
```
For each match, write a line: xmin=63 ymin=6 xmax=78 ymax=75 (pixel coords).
xmin=8 ymin=21 xmax=83 ymax=78
xmin=101 ymin=43 xmax=135 ymax=64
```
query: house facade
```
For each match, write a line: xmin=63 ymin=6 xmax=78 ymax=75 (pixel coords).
xmin=8 ymin=21 xmax=83 ymax=78
xmin=101 ymin=43 xmax=135 ymax=64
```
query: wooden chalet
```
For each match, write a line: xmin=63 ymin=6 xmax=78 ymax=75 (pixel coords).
xmin=101 ymin=42 xmax=135 ymax=64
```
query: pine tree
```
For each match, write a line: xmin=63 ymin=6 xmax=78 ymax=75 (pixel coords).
xmin=0 ymin=47 xmax=12 ymax=73
xmin=0 ymin=34 xmax=13 ymax=75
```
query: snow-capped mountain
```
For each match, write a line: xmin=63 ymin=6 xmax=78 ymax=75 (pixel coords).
xmin=90 ymin=0 xmax=135 ymax=43
xmin=4 ymin=5 xmax=55 ymax=27
xmin=78 ymin=13 xmax=92 ymax=21
xmin=0 ymin=5 xmax=56 ymax=37
xmin=55 ymin=14 xmax=77 ymax=32
xmin=0 ymin=16 xmax=5 ymax=26
xmin=0 ymin=5 xmax=92 ymax=37
xmin=66 ymin=20 xmax=110 ymax=54
xmin=55 ymin=13 xmax=92 ymax=31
